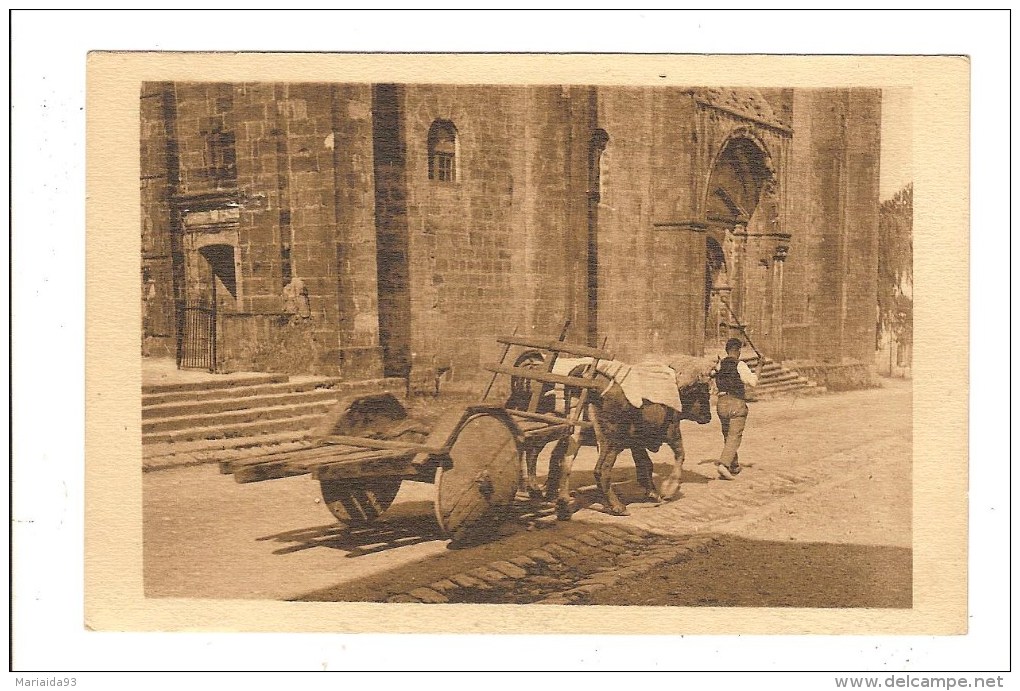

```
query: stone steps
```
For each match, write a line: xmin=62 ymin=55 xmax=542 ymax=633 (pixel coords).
xmin=142 ymin=373 xmax=289 ymax=396
xmin=143 ymin=386 xmax=342 ymax=420
xmin=751 ymin=380 xmax=826 ymax=401
xmin=741 ymin=355 xmax=825 ymax=399
xmin=143 ymin=399 xmax=337 ymax=436
xmin=140 ymin=370 xmax=407 ymax=458
xmin=142 ymin=377 xmax=343 ymax=407
xmin=761 ymin=375 xmax=821 ymax=391
xmin=757 ymin=371 xmax=805 ymax=386
xmin=143 ymin=412 xmax=328 ymax=446
xmin=143 ymin=430 xmax=317 ymax=462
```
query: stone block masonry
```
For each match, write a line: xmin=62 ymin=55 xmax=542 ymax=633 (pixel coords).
xmin=143 ymin=82 xmax=385 ymax=378
xmin=140 ymin=83 xmax=179 ymax=359
xmin=142 ymin=84 xmax=883 ymax=390
xmin=784 ymin=89 xmax=882 ymax=364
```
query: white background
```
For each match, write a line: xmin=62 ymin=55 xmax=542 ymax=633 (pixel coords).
xmin=8 ymin=9 xmax=1012 ymax=684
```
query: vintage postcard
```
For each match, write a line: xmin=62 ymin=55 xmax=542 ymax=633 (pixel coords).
xmin=84 ymin=53 xmax=968 ymax=635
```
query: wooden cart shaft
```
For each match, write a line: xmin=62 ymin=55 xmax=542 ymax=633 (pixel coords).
xmin=483 ymin=363 xmax=606 ymax=390
xmin=494 ymin=334 xmax=613 ymax=361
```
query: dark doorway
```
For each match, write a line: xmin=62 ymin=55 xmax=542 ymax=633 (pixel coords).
xmin=199 ymin=243 xmax=237 ymax=305
xmin=177 ymin=244 xmax=236 ymax=371
xmin=177 ymin=302 xmax=216 ymax=371
xmin=706 ymin=137 xmax=771 ymax=225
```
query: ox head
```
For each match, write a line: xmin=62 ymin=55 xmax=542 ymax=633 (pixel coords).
xmin=669 ymin=356 xmax=714 ymax=425
xmin=678 ymin=380 xmax=712 ymax=424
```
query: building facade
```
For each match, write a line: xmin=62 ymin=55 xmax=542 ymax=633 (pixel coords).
xmin=141 ymin=83 xmax=881 ymax=389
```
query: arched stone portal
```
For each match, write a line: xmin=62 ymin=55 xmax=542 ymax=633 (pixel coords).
xmin=703 ymin=135 xmax=785 ymax=356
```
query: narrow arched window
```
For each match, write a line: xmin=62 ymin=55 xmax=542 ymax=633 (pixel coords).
xmin=427 ymin=120 xmax=458 ymax=183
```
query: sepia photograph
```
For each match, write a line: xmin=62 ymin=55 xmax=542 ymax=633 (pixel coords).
xmin=51 ymin=32 xmax=983 ymax=676
xmin=12 ymin=8 xmax=1009 ymax=680
xmin=136 ymin=79 xmax=917 ymax=609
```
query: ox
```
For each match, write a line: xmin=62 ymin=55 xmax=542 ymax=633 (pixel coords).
xmin=511 ymin=355 xmax=713 ymax=519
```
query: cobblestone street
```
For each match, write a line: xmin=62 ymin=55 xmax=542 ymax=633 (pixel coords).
xmin=144 ymin=378 xmax=911 ymax=606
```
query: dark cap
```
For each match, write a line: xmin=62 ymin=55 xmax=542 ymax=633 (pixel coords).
xmin=725 ymin=338 xmax=744 ymax=351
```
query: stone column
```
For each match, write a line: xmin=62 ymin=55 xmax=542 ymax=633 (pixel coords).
xmin=712 ymin=284 xmax=733 ymax=348
xmin=731 ymin=221 xmax=749 ymax=335
xmin=771 ymin=244 xmax=788 ymax=360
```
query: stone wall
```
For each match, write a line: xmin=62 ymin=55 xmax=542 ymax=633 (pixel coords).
xmin=140 ymin=82 xmax=177 ymax=358
xmin=396 ymin=85 xmax=590 ymax=389
xmin=330 ymin=84 xmax=384 ymax=377
xmin=596 ymin=88 xmax=702 ymax=361
xmin=386 ymin=84 xmax=781 ymax=387
xmin=785 ymin=359 xmax=879 ymax=391
xmin=142 ymin=82 xmax=384 ymax=377
xmin=142 ymin=84 xmax=883 ymax=387
xmin=372 ymin=84 xmax=412 ymax=379
xmin=219 ymin=312 xmax=336 ymax=376
xmin=842 ymin=89 xmax=882 ymax=364
xmin=784 ymin=89 xmax=881 ymax=364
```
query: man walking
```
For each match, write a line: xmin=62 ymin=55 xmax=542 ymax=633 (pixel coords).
xmin=711 ymin=338 xmax=761 ymax=480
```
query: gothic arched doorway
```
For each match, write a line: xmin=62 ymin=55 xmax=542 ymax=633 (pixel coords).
xmin=703 ymin=135 xmax=780 ymax=354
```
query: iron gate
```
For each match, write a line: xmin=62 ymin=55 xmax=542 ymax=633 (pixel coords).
xmin=176 ymin=301 xmax=217 ymax=371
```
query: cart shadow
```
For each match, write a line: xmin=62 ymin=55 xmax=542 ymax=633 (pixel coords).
xmin=653 ymin=462 xmax=713 ymax=484
xmin=694 ymin=457 xmax=755 ymax=469
xmin=257 ymin=501 xmax=444 ymax=558
xmin=471 ymin=465 xmax=712 ymax=533
xmin=565 ymin=465 xmax=710 ymax=493
xmin=257 ymin=465 xmax=713 ymax=556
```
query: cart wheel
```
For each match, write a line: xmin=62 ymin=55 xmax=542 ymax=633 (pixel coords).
xmin=319 ymin=477 xmax=402 ymax=525
xmin=434 ymin=412 xmax=521 ymax=544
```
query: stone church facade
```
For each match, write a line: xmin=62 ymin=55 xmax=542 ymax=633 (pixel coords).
xmin=141 ymin=83 xmax=880 ymax=390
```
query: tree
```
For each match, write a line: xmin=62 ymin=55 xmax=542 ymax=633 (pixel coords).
xmin=877 ymin=183 xmax=913 ymax=347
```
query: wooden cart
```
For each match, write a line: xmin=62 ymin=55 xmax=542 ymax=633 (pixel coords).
xmin=219 ymin=331 xmax=613 ymax=543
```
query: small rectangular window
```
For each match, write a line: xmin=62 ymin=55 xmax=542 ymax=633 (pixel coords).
xmin=428 ymin=120 xmax=458 ymax=183
xmin=436 ymin=152 xmax=454 ymax=182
